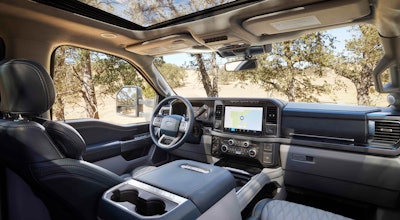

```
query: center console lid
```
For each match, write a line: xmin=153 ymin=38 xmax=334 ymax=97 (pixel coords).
xmin=134 ymin=160 xmax=236 ymax=213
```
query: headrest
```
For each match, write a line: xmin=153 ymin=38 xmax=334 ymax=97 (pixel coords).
xmin=43 ymin=120 xmax=86 ymax=159
xmin=0 ymin=59 xmax=55 ymax=116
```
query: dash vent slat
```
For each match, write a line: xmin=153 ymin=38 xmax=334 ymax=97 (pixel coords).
xmin=373 ymin=121 xmax=400 ymax=146
xmin=215 ymin=105 xmax=223 ymax=120
xmin=266 ymin=106 xmax=278 ymax=124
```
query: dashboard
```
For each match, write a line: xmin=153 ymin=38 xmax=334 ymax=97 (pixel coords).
xmin=165 ymin=97 xmax=400 ymax=209
xmin=166 ymin=97 xmax=400 ymax=171
xmin=169 ymin=98 xmax=286 ymax=170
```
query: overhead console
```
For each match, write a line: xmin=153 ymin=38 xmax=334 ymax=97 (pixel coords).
xmin=242 ymin=0 xmax=370 ymax=36
xmin=209 ymin=98 xmax=286 ymax=169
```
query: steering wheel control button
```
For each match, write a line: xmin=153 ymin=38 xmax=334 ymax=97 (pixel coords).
xmin=179 ymin=121 xmax=187 ymax=133
xmin=153 ymin=117 xmax=163 ymax=127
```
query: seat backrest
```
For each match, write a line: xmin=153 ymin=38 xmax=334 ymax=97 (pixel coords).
xmin=0 ymin=59 xmax=123 ymax=220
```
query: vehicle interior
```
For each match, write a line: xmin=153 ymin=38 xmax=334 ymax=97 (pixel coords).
xmin=1 ymin=0 xmax=400 ymax=219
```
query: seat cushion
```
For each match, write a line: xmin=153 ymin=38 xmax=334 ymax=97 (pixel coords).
xmin=251 ymin=199 xmax=352 ymax=220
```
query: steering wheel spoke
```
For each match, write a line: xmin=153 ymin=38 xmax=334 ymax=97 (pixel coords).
xmin=157 ymin=133 xmax=183 ymax=148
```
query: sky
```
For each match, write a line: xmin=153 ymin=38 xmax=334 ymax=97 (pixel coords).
xmin=163 ymin=26 xmax=354 ymax=67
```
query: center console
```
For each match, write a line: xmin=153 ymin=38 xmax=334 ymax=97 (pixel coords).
xmin=210 ymin=99 xmax=283 ymax=168
xmin=99 ymin=160 xmax=241 ymax=220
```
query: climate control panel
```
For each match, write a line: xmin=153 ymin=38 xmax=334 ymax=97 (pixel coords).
xmin=211 ymin=136 xmax=278 ymax=167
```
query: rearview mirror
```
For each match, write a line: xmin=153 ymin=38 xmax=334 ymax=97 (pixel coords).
xmin=116 ymin=86 xmax=143 ymax=117
xmin=225 ymin=59 xmax=258 ymax=72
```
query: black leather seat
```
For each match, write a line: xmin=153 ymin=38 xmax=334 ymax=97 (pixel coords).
xmin=0 ymin=59 xmax=123 ymax=220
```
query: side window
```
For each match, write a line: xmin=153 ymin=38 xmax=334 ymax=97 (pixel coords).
xmin=51 ymin=46 xmax=156 ymax=124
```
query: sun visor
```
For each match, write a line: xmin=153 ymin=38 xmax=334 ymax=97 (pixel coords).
xmin=125 ymin=34 xmax=203 ymax=56
xmin=242 ymin=0 xmax=370 ymax=36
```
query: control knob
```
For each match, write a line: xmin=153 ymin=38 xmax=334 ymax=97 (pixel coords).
xmin=221 ymin=145 xmax=228 ymax=153
xmin=243 ymin=141 xmax=250 ymax=148
xmin=228 ymin=139 xmax=235 ymax=146
xmin=248 ymin=149 xmax=257 ymax=158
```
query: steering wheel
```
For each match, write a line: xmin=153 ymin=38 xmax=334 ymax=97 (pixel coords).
xmin=149 ymin=96 xmax=194 ymax=151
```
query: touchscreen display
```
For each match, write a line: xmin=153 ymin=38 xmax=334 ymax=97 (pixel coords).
xmin=224 ymin=106 xmax=263 ymax=132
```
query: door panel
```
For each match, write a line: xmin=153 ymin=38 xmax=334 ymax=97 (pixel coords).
xmin=66 ymin=119 xmax=153 ymax=174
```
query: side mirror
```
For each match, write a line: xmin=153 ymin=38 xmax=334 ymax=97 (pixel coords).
xmin=225 ymin=59 xmax=258 ymax=72
xmin=116 ymin=86 xmax=143 ymax=117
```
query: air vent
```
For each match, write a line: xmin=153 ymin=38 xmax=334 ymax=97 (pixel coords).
xmin=204 ymin=36 xmax=228 ymax=44
xmin=266 ymin=106 xmax=278 ymax=124
xmin=372 ymin=120 xmax=400 ymax=146
xmin=215 ymin=105 xmax=223 ymax=120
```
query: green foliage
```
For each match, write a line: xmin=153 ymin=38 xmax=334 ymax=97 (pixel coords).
xmin=52 ymin=46 xmax=157 ymax=120
xmin=219 ymin=69 xmax=235 ymax=85
xmin=154 ymin=61 xmax=186 ymax=88
xmin=331 ymin=24 xmax=384 ymax=105
xmin=92 ymin=55 xmax=144 ymax=94
xmin=235 ymin=32 xmax=335 ymax=102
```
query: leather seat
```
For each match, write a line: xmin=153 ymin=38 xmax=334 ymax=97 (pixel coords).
xmin=249 ymin=199 xmax=352 ymax=220
xmin=0 ymin=59 xmax=123 ymax=220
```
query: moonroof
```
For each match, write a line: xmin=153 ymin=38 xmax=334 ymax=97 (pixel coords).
xmin=78 ymin=0 xmax=238 ymax=27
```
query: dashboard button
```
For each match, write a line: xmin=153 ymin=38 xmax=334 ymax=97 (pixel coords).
xmin=263 ymin=152 xmax=273 ymax=164
xmin=264 ymin=144 xmax=273 ymax=152
xmin=221 ymin=145 xmax=228 ymax=153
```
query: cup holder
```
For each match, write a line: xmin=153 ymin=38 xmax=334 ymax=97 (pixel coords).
xmin=136 ymin=198 xmax=166 ymax=216
xmin=110 ymin=189 xmax=166 ymax=216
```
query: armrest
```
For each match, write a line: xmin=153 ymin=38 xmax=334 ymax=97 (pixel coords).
xmin=236 ymin=167 xmax=284 ymax=210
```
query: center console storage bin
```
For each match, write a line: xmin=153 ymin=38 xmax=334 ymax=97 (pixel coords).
xmin=134 ymin=160 xmax=236 ymax=213
xmin=99 ymin=160 xmax=237 ymax=220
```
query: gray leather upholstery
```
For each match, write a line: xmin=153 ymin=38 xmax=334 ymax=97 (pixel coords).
xmin=0 ymin=59 xmax=123 ymax=220
xmin=250 ymin=199 xmax=352 ymax=220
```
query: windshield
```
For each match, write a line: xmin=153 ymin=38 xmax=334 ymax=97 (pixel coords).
xmin=156 ymin=25 xmax=388 ymax=107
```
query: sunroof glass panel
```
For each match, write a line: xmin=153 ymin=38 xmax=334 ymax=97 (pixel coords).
xmin=78 ymin=0 xmax=238 ymax=27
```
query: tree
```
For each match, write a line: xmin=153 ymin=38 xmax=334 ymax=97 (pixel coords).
xmin=53 ymin=46 xmax=84 ymax=120
xmin=123 ymin=0 xmax=226 ymax=97
xmin=71 ymin=49 xmax=100 ymax=119
xmin=190 ymin=53 xmax=219 ymax=97
xmin=154 ymin=57 xmax=186 ymax=88
xmin=53 ymin=46 xmax=154 ymax=120
xmin=331 ymin=25 xmax=384 ymax=105
xmin=235 ymin=32 xmax=335 ymax=102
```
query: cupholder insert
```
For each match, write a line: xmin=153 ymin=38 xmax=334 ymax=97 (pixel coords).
xmin=110 ymin=189 xmax=166 ymax=216
xmin=111 ymin=189 xmax=138 ymax=204
xmin=136 ymin=198 xmax=166 ymax=216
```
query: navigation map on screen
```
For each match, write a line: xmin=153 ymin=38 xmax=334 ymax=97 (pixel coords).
xmin=224 ymin=106 xmax=263 ymax=132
